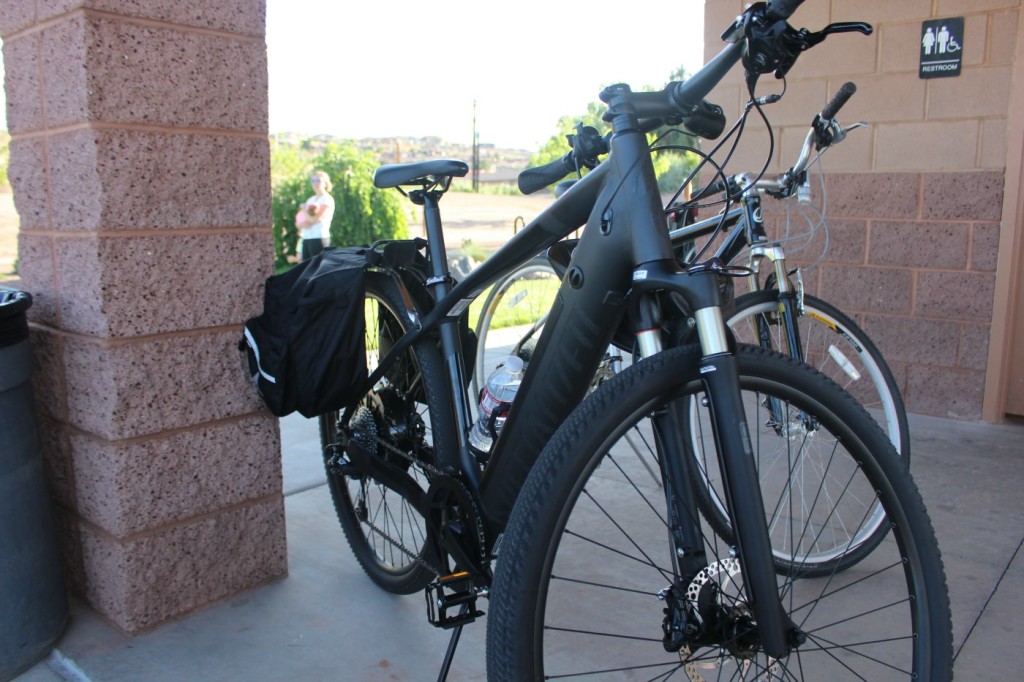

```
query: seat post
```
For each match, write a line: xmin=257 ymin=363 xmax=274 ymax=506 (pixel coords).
xmin=410 ymin=189 xmax=452 ymax=296
xmin=408 ymin=188 xmax=481 ymax=488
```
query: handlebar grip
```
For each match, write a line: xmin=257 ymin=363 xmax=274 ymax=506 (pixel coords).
xmin=518 ymin=153 xmax=574 ymax=195
xmin=820 ymin=81 xmax=857 ymax=120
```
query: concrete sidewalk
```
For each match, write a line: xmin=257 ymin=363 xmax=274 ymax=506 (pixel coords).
xmin=14 ymin=411 xmax=1024 ymax=681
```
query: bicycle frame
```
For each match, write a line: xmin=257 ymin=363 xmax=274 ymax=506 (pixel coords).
xmin=357 ymin=39 xmax=799 ymax=657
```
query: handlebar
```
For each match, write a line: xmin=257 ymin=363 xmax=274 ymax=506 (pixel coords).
xmin=699 ymin=81 xmax=860 ymax=201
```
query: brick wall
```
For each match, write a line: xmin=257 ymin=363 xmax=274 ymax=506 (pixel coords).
xmin=0 ymin=1 xmax=287 ymax=633
xmin=703 ymin=0 xmax=1019 ymax=419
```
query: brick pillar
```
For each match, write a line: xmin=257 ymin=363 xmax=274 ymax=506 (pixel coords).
xmin=0 ymin=1 xmax=286 ymax=633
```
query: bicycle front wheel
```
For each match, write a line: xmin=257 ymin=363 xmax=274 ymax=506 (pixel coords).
xmin=320 ymin=272 xmax=456 ymax=594
xmin=487 ymin=345 xmax=951 ymax=680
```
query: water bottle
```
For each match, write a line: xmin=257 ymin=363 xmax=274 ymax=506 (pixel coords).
xmin=468 ymin=355 xmax=525 ymax=454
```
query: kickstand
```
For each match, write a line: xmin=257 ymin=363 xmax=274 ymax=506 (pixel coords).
xmin=436 ymin=604 xmax=469 ymax=682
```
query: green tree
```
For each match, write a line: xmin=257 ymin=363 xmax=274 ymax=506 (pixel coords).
xmin=271 ymin=141 xmax=409 ymax=271
xmin=0 ymin=131 xmax=10 ymax=191
xmin=530 ymin=67 xmax=704 ymax=195
xmin=269 ymin=135 xmax=313 ymax=186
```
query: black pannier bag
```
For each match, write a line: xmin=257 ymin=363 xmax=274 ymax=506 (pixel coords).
xmin=241 ymin=247 xmax=368 ymax=418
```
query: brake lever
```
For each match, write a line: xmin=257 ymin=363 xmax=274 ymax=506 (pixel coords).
xmin=803 ymin=22 xmax=873 ymax=48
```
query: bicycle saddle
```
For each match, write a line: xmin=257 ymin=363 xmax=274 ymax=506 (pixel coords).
xmin=373 ymin=159 xmax=469 ymax=189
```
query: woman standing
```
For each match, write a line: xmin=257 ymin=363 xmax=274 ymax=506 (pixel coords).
xmin=297 ymin=170 xmax=336 ymax=260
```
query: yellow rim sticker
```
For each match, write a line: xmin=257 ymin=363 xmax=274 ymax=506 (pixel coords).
xmin=806 ymin=311 xmax=838 ymax=331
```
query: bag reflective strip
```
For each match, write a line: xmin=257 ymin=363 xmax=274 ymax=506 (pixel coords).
xmin=243 ymin=326 xmax=278 ymax=384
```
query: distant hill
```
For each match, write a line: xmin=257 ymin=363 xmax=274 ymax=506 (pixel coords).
xmin=270 ymin=133 xmax=531 ymax=185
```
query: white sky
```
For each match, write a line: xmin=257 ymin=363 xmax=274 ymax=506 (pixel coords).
xmin=266 ymin=0 xmax=706 ymax=150
xmin=0 ymin=2 xmax=707 ymax=150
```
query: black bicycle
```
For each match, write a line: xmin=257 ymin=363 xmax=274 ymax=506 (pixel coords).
xmin=319 ymin=2 xmax=951 ymax=679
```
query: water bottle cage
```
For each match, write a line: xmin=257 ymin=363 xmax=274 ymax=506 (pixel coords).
xmin=484 ymin=405 xmax=507 ymax=440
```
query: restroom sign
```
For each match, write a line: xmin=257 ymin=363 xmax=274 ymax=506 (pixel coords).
xmin=920 ymin=17 xmax=963 ymax=79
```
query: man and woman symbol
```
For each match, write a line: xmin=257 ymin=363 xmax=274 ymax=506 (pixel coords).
xmin=923 ymin=26 xmax=961 ymax=55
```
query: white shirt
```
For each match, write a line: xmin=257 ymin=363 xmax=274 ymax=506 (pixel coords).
xmin=301 ymin=193 xmax=335 ymax=240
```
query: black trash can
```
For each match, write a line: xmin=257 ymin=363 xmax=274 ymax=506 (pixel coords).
xmin=0 ymin=289 xmax=68 ymax=681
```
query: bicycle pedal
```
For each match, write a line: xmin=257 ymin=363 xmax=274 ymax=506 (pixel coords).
xmin=425 ymin=572 xmax=485 ymax=629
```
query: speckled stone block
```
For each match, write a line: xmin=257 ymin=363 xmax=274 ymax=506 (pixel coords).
xmin=47 ymin=128 xmax=270 ymax=231
xmin=76 ymin=496 xmax=287 ymax=634
xmin=53 ymin=231 xmax=272 ymax=337
xmin=774 ymin=218 xmax=867 ymax=266
xmin=869 ymin=221 xmax=970 ymax=269
xmin=28 ymin=325 xmax=68 ymax=422
xmin=0 ymin=1 xmax=36 ymax=36
xmin=862 ymin=314 xmax=961 ymax=367
xmin=915 ymin=271 xmax=995 ymax=322
xmin=819 ymin=264 xmax=913 ymax=315
xmin=905 ymin=366 xmax=985 ymax=420
xmin=37 ymin=16 xmax=91 ymax=128
xmin=36 ymin=0 xmax=266 ymax=36
xmin=824 ymin=173 xmax=921 ymax=220
xmin=69 ymin=415 xmax=281 ymax=537
xmin=62 ymin=331 xmax=268 ymax=440
xmin=922 ymin=171 xmax=1004 ymax=222
xmin=960 ymin=324 xmax=992 ymax=372
xmin=1 ymin=34 xmax=43 ymax=133
xmin=7 ymin=137 xmax=50 ymax=229
xmin=971 ymin=223 xmax=1000 ymax=273
xmin=17 ymin=233 xmax=59 ymax=326
xmin=40 ymin=14 xmax=267 ymax=131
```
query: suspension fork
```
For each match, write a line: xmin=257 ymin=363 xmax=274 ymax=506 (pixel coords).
xmin=639 ymin=269 xmax=793 ymax=659
xmin=636 ymin=296 xmax=707 ymax=578
xmin=749 ymin=244 xmax=804 ymax=362
xmin=696 ymin=349 xmax=791 ymax=658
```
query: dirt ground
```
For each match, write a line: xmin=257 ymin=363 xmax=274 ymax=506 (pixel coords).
xmin=409 ymin=190 xmax=555 ymax=252
xmin=0 ymin=190 xmax=554 ymax=282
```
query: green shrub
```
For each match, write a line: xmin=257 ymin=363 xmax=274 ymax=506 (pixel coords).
xmin=271 ymin=142 xmax=409 ymax=271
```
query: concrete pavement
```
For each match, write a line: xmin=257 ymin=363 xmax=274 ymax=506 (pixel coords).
xmin=13 ymin=410 xmax=1024 ymax=681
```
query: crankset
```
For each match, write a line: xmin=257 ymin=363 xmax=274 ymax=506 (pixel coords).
xmin=425 ymin=475 xmax=490 ymax=629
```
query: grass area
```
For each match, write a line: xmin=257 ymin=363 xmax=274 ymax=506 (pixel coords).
xmin=465 ymin=269 xmax=560 ymax=332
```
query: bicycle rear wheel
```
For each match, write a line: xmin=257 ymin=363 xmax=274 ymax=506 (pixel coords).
xmin=320 ymin=272 xmax=456 ymax=594
xmin=487 ymin=345 xmax=950 ymax=680
xmin=472 ymin=257 xmax=560 ymax=400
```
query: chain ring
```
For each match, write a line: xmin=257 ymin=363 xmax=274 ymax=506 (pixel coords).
xmin=427 ymin=474 xmax=488 ymax=570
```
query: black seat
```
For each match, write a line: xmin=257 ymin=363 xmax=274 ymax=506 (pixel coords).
xmin=373 ymin=159 xmax=470 ymax=189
